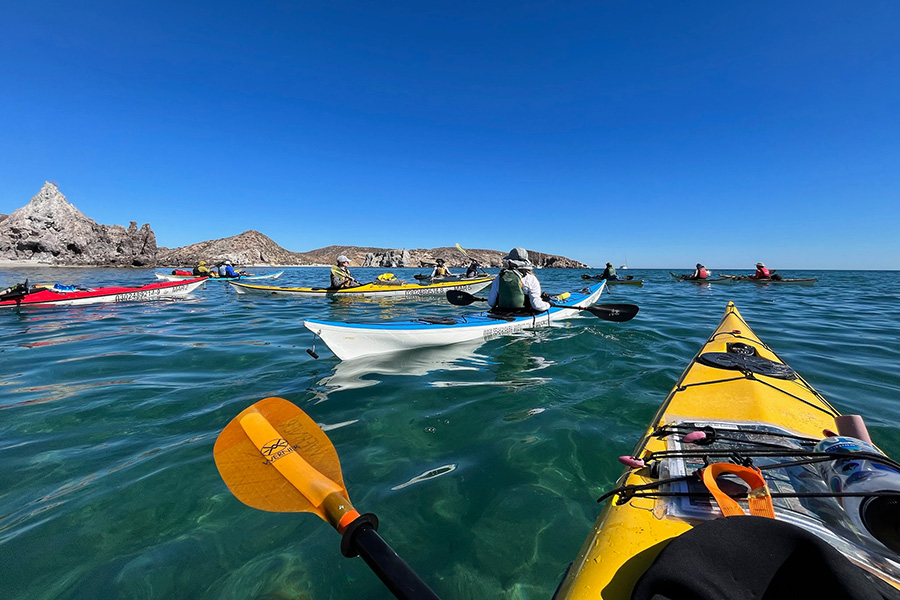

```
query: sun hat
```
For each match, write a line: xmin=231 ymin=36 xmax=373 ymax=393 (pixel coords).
xmin=224 ymin=260 xmax=232 ymax=266
xmin=503 ymin=247 xmax=533 ymax=269
xmin=606 ymin=262 xmax=612 ymax=266
xmin=756 ymin=262 xmax=765 ymax=267
xmin=199 ymin=260 xmax=207 ymax=265
xmin=337 ymin=255 xmax=350 ymax=264
xmin=436 ymin=258 xmax=445 ymax=264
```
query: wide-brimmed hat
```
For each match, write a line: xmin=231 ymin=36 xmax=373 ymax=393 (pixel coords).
xmin=756 ymin=262 xmax=765 ymax=267
xmin=436 ymin=258 xmax=445 ymax=264
xmin=199 ymin=260 xmax=207 ymax=265
xmin=696 ymin=263 xmax=703 ymax=268
xmin=337 ymin=255 xmax=350 ymax=264
xmin=224 ymin=260 xmax=232 ymax=266
xmin=503 ymin=247 xmax=533 ymax=269
xmin=606 ymin=262 xmax=613 ymax=266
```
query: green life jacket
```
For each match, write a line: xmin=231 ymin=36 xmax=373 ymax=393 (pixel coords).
xmin=497 ymin=269 xmax=526 ymax=308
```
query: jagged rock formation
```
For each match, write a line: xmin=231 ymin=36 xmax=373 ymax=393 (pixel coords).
xmin=0 ymin=182 xmax=157 ymax=266
xmin=362 ymin=249 xmax=411 ymax=268
xmin=409 ymin=246 xmax=587 ymax=269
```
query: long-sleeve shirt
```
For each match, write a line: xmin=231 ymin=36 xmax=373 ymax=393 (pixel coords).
xmin=487 ymin=271 xmax=551 ymax=312
xmin=330 ymin=267 xmax=358 ymax=288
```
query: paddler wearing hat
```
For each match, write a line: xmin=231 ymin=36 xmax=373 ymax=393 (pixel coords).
xmin=330 ymin=255 xmax=362 ymax=289
xmin=600 ymin=261 xmax=619 ymax=281
xmin=751 ymin=262 xmax=771 ymax=279
xmin=487 ymin=247 xmax=551 ymax=314
xmin=193 ymin=260 xmax=211 ymax=277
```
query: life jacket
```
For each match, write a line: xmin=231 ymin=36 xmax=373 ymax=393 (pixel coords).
xmin=496 ymin=269 xmax=526 ymax=308
xmin=435 ymin=266 xmax=450 ymax=277
xmin=756 ymin=267 xmax=770 ymax=278
xmin=698 ymin=268 xmax=708 ymax=279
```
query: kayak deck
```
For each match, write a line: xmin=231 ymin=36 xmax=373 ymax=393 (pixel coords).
xmin=555 ymin=302 xmax=899 ymax=598
xmin=230 ymin=276 xmax=494 ymax=298
xmin=0 ymin=278 xmax=207 ymax=307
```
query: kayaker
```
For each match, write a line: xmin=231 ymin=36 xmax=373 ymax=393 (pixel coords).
xmin=688 ymin=263 xmax=708 ymax=280
xmin=750 ymin=262 xmax=771 ymax=279
xmin=465 ymin=260 xmax=480 ymax=278
xmin=192 ymin=260 xmax=211 ymax=276
xmin=487 ymin=247 xmax=551 ymax=314
xmin=601 ymin=262 xmax=619 ymax=281
xmin=429 ymin=259 xmax=452 ymax=281
xmin=218 ymin=261 xmax=245 ymax=278
xmin=330 ymin=255 xmax=362 ymax=289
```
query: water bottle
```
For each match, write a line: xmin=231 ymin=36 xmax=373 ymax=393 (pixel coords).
xmin=815 ymin=436 xmax=900 ymax=554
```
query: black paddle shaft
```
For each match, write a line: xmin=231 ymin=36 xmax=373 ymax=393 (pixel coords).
xmin=342 ymin=516 xmax=441 ymax=600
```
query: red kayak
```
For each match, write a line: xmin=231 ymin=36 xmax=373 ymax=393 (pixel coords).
xmin=0 ymin=277 xmax=207 ymax=308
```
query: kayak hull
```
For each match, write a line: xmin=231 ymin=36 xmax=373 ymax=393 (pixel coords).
xmin=0 ymin=278 xmax=207 ymax=308
xmin=581 ymin=275 xmax=643 ymax=286
xmin=155 ymin=270 xmax=284 ymax=282
xmin=669 ymin=272 xmax=733 ymax=284
xmin=230 ymin=276 xmax=494 ymax=298
xmin=304 ymin=281 xmax=606 ymax=360
xmin=719 ymin=274 xmax=818 ymax=285
xmin=554 ymin=302 xmax=899 ymax=598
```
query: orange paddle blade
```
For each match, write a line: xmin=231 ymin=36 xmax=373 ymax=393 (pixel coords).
xmin=214 ymin=397 xmax=356 ymax=528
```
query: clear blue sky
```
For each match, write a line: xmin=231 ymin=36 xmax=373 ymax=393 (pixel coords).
xmin=2 ymin=1 xmax=898 ymax=269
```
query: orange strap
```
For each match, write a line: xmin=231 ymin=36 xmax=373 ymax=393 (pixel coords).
xmin=701 ymin=463 xmax=775 ymax=519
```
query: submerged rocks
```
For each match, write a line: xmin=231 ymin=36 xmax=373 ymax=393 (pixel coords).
xmin=0 ymin=182 xmax=157 ymax=266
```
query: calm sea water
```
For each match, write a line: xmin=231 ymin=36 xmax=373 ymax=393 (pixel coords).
xmin=1 ymin=267 xmax=899 ymax=599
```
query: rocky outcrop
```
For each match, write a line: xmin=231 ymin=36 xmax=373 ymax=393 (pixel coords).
xmin=0 ymin=182 xmax=157 ymax=266
xmin=156 ymin=230 xmax=313 ymax=266
xmin=409 ymin=246 xmax=587 ymax=269
xmin=362 ymin=249 xmax=411 ymax=268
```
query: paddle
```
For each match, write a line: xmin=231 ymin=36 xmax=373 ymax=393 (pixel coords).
xmin=445 ymin=290 xmax=639 ymax=322
xmin=214 ymin=397 xmax=440 ymax=600
xmin=0 ymin=279 xmax=29 ymax=302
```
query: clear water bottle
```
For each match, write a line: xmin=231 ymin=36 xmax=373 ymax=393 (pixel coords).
xmin=815 ymin=436 xmax=900 ymax=554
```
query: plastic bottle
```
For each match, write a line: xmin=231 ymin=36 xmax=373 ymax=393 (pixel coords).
xmin=814 ymin=436 xmax=900 ymax=554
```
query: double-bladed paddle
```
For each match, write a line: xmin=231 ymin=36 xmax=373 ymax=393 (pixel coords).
xmin=214 ymin=397 xmax=440 ymax=600
xmin=445 ymin=290 xmax=639 ymax=322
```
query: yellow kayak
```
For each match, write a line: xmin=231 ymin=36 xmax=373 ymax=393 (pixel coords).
xmin=555 ymin=301 xmax=900 ymax=598
xmin=228 ymin=276 xmax=494 ymax=298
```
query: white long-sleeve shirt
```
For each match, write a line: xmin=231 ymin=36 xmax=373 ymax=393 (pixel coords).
xmin=487 ymin=270 xmax=551 ymax=312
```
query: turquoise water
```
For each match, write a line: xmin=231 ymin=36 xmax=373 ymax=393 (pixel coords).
xmin=1 ymin=267 xmax=899 ymax=599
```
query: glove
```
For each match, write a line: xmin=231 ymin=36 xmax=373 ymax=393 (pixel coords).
xmin=540 ymin=292 xmax=551 ymax=302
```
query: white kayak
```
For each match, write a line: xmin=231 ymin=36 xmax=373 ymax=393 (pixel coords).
xmin=229 ymin=276 xmax=494 ymax=299
xmin=303 ymin=281 xmax=606 ymax=360
xmin=154 ymin=271 xmax=284 ymax=282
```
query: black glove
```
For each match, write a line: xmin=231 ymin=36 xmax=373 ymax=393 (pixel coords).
xmin=540 ymin=292 xmax=550 ymax=302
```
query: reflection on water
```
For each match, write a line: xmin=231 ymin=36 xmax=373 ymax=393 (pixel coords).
xmin=312 ymin=340 xmax=490 ymax=397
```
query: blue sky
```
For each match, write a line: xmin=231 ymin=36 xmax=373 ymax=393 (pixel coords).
xmin=1 ymin=1 xmax=898 ymax=269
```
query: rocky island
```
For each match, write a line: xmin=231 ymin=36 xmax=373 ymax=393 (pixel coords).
xmin=1 ymin=182 xmax=588 ymax=269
